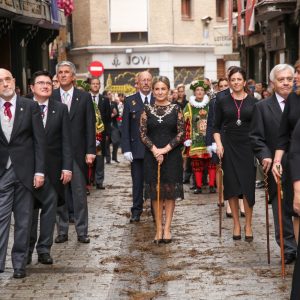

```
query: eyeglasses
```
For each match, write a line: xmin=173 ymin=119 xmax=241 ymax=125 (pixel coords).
xmin=0 ymin=77 xmax=13 ymax=85
xmin=35 ymin=81 xmax=52 ymax=87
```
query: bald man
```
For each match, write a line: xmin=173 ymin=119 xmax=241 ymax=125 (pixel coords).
xmin=0 ymin=68 xmax=46 ymax=278
xmin=121 ymin=71 xmax=155 ymax=222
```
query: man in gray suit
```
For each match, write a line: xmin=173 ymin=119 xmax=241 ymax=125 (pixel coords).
xmin=250 ymin=64 xmax=297 ymax=264
xmin=52 ymin=61 xmax=96 ymax=244
xmin=0 ymin=68 xmax=46 ymax=278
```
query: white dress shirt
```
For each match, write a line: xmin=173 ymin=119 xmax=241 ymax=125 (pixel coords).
xmin=275 ymin=92 xmax=286 ymax=112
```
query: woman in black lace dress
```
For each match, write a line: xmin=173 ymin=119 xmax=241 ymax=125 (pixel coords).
xmin=140 ymin=76 xmax=185 ymax=243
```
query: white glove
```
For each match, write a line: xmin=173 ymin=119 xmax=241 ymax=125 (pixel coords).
xmin=184 ymin=139 xmax=192 ymax=147
xmin=206 ymin=146 xmax=212 ymax=157
xmin=211 ymin=143 xmax=217 ymax=153
xmin=124 ymin=152 xmax=133 ymax=162
xmin=96 ymin=140 xmax=100 ymax=147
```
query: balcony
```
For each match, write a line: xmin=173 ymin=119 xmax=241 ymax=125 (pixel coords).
xmin=0 ymin=0 xmax=66 ymax=29
xmin=255 ymin=0 xmax=296 ymax=21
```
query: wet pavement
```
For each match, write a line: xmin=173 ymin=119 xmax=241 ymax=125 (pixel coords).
xmin=0 ymin=158 xmax=294 ymax=299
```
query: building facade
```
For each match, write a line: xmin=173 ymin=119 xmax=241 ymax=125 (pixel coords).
xmin=70 ymin=0 xmax=238 ymax=91
xmin=0 ymin=0 xmax=66 ymax=94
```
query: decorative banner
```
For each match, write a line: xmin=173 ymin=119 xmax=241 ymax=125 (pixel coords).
xmin=237 ymin=0 xmax=245 ymax=36
xmin=245 ymin=0 xmax=256 ymax=35
xmin=214 ymin=26 xmax=233 ymax=55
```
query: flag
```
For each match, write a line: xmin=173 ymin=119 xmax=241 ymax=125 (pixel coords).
xmin=245 ymin=0 xmax=256 ymax=35
xmin=228 ymin=0 xmax=233 ymax=37
xmin=50 ymin=0 xmax=60 ymax=28
xmin=237 ymin=0 xmax=245 ymax=36
xmin=57 ymin=0 xmax=74 ymax=17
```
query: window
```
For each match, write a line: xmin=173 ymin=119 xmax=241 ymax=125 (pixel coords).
xmin=111 ymin=32 xmax=148 ymax=43
xmin=216 ymin=0 xmax=225 ymax=20
xmin=181 ymin=0 xmax=192 ymax=20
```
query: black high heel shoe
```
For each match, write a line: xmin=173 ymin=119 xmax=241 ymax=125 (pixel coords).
xmin=233 ymin=227 xmax=241 ymax=240
xmin=244 ymin=226 xmax=253 ymax=242
xmin=153 ymin=239 xmax=164 ymax=244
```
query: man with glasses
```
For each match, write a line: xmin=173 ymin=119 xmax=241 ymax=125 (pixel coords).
xmin=0 ymin=68 xmax=46 ymax=278
xmin=27 ymin=70 xmax=72 ymax=265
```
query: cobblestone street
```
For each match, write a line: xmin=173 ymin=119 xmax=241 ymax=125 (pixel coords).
xmin=0 ymin=158 xmax=293 ymax=299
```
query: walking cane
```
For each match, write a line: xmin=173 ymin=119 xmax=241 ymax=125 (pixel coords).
xmin=276 ymin=165 xmax=285 ymax=279
xmin=263 ymin=171 xmax=271 ymax=264
xmin=218 ymin=159 xmax=223 ymax=237
xmin=156 ymin=162 xmax=161 ymax=239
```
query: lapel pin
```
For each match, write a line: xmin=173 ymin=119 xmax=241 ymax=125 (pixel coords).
xmin=76 ymin=98 xmax=79 ymax=101
xmin=132 ymin=100 xmax=136 ymax=106
xmin=52 ymin=110 xmax=55 ymax=113
xmin=20 ymin=108 xmax=23 ymax=111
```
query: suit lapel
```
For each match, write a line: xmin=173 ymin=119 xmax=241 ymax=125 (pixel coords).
xmin=10 ymin=96 xmax=24 ymax=141
xmin=69 ymin=88 xmax=79 ymax=120
xmin=267 ymin=94 xmax=282 ymax=125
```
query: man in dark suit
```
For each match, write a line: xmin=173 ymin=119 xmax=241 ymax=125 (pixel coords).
xmin=249 ymin=64 xmax=297 ymax=264
xmin=0 ymin=68 xmax=46 ymax=278
xmin=53 ymin=61 xmax=96 ymax=244
xmin=121 ymin=71 xmax=154 ymax=222
xmin=27 ymin=71 xmax=73 ymax=265
xmin=90 ymin=77 xmax=111 ymax=189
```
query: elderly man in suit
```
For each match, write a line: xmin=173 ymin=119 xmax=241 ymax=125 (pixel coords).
xmin=0 ymin=68 xmax=46 ymax=278
xmin=27 ymin=71 xmax=73 ymax=265
xmin=53 ymin=61 xmax=96 ymax=244
xmin=250 ymin=64 xmax=297 ymax=264
xmin=122 ymin=71 xmax=155 ymax=222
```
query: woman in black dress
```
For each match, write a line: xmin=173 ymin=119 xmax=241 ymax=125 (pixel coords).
xmin=290 ymin=119 xmax=300 ymax=299
xmin=213 ymin=67 xmax=257 ymax=241
xmin=272 ymin=59 xmax=300 ymax=242
xmin=140 ymin=76 xmax=185 ymax=243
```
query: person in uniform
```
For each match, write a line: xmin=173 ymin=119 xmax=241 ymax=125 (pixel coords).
xmin=183 ymin=80 xmax=216 ymax=194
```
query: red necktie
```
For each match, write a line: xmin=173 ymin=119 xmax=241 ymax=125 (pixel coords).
xmin=4 ymin=102 xmax=12 ymax=121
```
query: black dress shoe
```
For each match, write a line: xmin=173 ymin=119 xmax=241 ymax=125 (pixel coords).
xmin=163 ymin=238 xmax=172 ymax=244
xmin=183 ymin=179 xmax=190 ymax=184
xmin=193 ymin=188 xmax=202 ymax=194
xmin=27 ymin=252 xmax=32 ymax=265
xmin=77 ymin=236 xmax=90 ymax=243
xmin=55 ymin=234 xmax=68 ymax=243
xmin=38 ymin=253 xmax=53 ymax=265
xmin=113 ymin=159 xmax=120 ymax=163
xmin=13 ymin=269 xmax=26 ymax=279
xmin=284 ymin=253 xmax=296 ymax=264
xmin=189 ymin=185 xmax=196 ymax=190
xmin=233 ymin=234 xmax=242 ymax=240
xmin=130 ymin=215 xmax=140 ymax=223
xmin=69 ymin=216 xmax=75 ymax=224
xmin=96 ymin=184 xmax=105 ymax=190
xmin=209 ymin=186 xmax=216 ymax=193
xmin=226 ymin=212 xmax=233 ymax=218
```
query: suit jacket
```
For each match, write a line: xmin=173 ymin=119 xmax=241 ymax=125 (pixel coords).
xmin=52 ymin=88 xmax=96 ymax=178
xmin=41 ymin=99 xmax=72 ymax=205
xmin=121 ymin=92 xmax=155 ymax=159
xmin=0 ymin=96 xmax=46 ymax=191
xmin=249 ymin=94 xmax=285 ymax=201
xmin=97 ymin=94 xmax=111 ymax=136
xmin=215 ymin=88 xmax=230 ymax=103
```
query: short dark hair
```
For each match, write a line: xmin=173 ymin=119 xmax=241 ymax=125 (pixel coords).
xmin=31 ymin=70 xmax=52 ymax=85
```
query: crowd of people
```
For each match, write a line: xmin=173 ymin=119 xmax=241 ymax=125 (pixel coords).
xmin=1 ymin=60 xmax=300 ymax=298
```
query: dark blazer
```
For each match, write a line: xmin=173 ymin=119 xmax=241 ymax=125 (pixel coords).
xmin=97 ymin=94 xmax=111 ymax=136
xmin=121 ymin=92 xmax=154 ymax=159
xmin=52 ymin=88 xmax=96 ymax=177
xmin=42 ymin=99 xmax=72 ymax=205
xmin=215 ymin=88 xmax=230 ymax=103
xmin=206 ymin=97 xmax=216 ymax=146
xmin=0 ymin=96 xmax=46 ymax=191
xmin=249 ymin=94 xmax=284 ymax=201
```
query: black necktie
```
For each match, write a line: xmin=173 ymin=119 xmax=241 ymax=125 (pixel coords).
xmin=40 ymin=104 xmax=46 ymax=118
xmin=92 ymin=95 xmax=96 ymax=102
xmin=144 ymin=96 xmax=149 ymax=105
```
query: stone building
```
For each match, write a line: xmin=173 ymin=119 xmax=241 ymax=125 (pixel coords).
xmin=69 ymin=0 xmax=238 ymax=91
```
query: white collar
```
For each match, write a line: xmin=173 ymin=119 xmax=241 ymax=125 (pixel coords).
xmin=139 ymin=92 xmax=151 ymax=101
xmin=0 ymin=93 xmax=17 ymax=108
xmin=33 ymin=98 xmax=49 ymax=107
xmin=60 ymin=86 xmax=74 ymax=97
xmin=275 ymin=92 xmax=286 ymax=103
xmin=189 ymin=95 xmax=210 ymax=108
